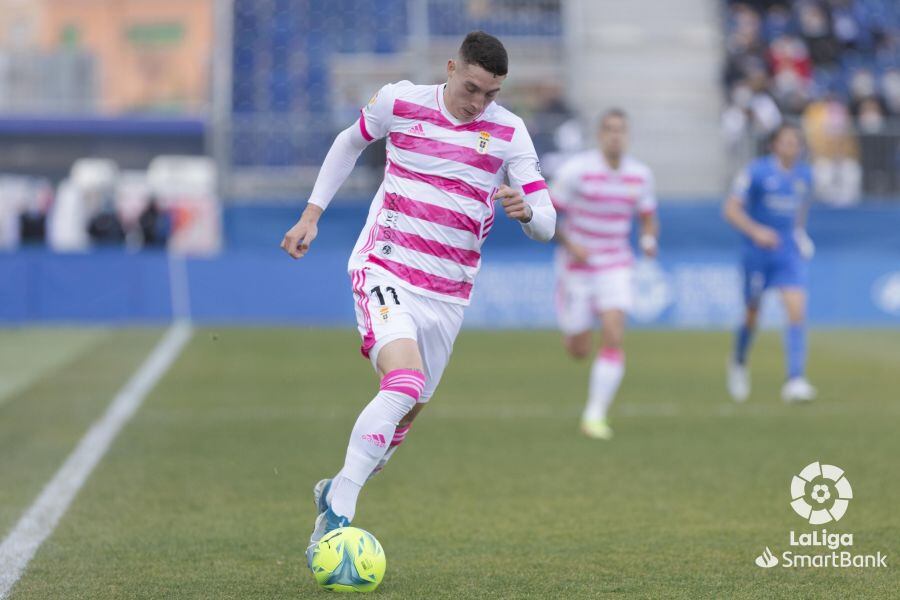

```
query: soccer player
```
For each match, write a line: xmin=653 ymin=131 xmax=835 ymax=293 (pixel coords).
xmin=550 ymin=109 xmax=659 ymax=440
xmin=280 ymin=32 xmax=556 ymax=562
xmin=723 ymin=123 xmax=816 ymax=403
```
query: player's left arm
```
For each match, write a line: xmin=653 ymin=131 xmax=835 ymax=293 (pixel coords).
xmin=637 ymin=169 xmax=659 ymax=258
xmin=501 ymin=124 xmax=556 ymax=242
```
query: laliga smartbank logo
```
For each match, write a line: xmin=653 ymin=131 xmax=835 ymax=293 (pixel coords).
xmin=754 ymin=461 xmax=888 ymax=569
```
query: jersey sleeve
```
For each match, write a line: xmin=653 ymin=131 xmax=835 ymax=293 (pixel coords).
xmin=358 ymin=81 xmax=408 ymax=142
xmin=637 ymin=169 xmax=657 ymax=215
xmin=505 ymin=124 xmax=547 ymax=197
xmin=548 ymin=156 xmax=581 ymax=212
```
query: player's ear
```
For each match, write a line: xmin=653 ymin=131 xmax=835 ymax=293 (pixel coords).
xmin=447 ymin=59 xmax=456 ymax=79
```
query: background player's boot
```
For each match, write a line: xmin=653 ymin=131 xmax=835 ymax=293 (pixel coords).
xmin=580 ymin=418 xmax=613 ymax=440
xmin=313 ymin=478 xmax=332 ymax=515
xmin=306 ymin=507 xmax=350 ymax=567
xmin=727 ymin=361 xmax=750 ymax=402
xmin=781 ymin=377 xmax=816 ymax=403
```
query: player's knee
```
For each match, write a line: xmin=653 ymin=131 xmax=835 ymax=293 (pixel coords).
xmin=564 ymin=335 xmax=592 ymax=359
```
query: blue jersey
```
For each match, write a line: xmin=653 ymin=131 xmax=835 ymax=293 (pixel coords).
xmin=731 ymin=155 xmax=812 ymax=257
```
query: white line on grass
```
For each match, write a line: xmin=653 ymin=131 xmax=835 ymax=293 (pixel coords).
xmin=0 ymin=322 xmax=193 ymax=599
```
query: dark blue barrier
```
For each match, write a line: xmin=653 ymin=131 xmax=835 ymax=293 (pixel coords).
xmin=2 ymin=203 xmax=899 ymax=327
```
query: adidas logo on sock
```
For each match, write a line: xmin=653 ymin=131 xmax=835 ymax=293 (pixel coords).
xmin=407 ymin=123 xmax=425 ymax=136
xmin=361 ymin=433 xmax=387 ymax=447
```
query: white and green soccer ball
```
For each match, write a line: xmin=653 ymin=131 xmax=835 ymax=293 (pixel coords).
xmin=309 ymin=527 xmax=386 ymax=593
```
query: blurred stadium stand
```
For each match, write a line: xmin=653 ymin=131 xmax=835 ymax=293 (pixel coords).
xmin=722 ymin=0 xmax=900 ymax=201
xmin=0 ymin=0 xmax=898 ymax=328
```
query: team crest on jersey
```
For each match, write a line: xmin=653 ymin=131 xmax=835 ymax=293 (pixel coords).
xmin=477 ymin=131 xmax=491 ymax=154
xmin=366 ymin=91 xmax=378 ymax=108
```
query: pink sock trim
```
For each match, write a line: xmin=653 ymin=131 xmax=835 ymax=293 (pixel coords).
xmin=598 ymin=347 xmax=624 ymax=363
xmin=390 ymin=424 xmax=411 ymax=448
xmin=381 ymin=369 xmax=426 ymax=401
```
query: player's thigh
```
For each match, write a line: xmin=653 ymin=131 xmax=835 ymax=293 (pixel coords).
xmin=742 ymin=255 xmax=769 ymax=310
xmin=780 ymin=287 xmax=807 ymax=324
xmin=351 ymin=269 xmax=422 ymax=372
xmin=416 ymin=299 xmax=465 ymax=403
xmin=556 ymin=272 xmax=595 ymax=342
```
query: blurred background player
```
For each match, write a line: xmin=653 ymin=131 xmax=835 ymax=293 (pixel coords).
xmin=723 ymin=123 xmax=816 ymax=404
xmin=550 ymin=109 xmax=659 ymax=440
xmin=280 ymin=32 xmax=555 ymax=563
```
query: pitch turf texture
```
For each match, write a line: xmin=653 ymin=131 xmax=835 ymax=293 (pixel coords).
xmin=2 ymin=327 xmax=898 ymax=599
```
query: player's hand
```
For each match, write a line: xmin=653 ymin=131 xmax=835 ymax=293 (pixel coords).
xmin=494 ymin=185 xmax=533 ymax=223
xmin=640 ymin=234 xmax=658 ymax=258
xmin=794 ymin=228 xmax=815 ymax=259
xmin=565 ymin=241 xmax=590 ymax=264
xmin=281 ymin=204 xmax=323 ymax=259
xmin=751 ymin=225 xmax=780 ymax=249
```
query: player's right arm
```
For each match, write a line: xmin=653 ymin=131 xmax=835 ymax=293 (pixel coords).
xmin=722 ymin=165 xmax=780 ymax=249
xmin=281 ymin=83 xmax=403 ymax=259
xmin=549 ymin=156 xmax=589 ymax=263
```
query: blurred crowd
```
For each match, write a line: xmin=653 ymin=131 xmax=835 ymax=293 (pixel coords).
xmin=0 ymin=157 xmax=220 ymax=254
xmin=722 ymin=0 xmax=900 ymax=202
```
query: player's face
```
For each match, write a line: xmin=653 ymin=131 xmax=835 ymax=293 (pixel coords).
xmin=773 ymin=128 xmax=803 ymax=165
xmin=598 ymin=115 xmax=628 ymax=159
xmin=445 ymin=59 xmax=505 ymax=122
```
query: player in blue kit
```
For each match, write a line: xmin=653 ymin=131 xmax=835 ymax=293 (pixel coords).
xmin=723 ymin=124 xmax=817 ymax=403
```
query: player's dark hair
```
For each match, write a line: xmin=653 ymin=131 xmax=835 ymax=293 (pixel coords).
xmin=599 ymin=108 xmax=628 ymax=128
xmin=459 ymin=31 xmax=508 ymax=77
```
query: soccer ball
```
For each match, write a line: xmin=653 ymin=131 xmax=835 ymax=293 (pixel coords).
xmin=309 ymin=527 xmax=386 ymax=593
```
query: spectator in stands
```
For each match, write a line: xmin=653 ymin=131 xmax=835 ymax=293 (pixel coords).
xmin=138 ymin=196 xmax=170 ymax=248
xmin=882 ymin=68 xmax=900 ymax=116
xmin=803 ymin=93 xmax=862 ymax=204
xmin=797 ymin=1 xmax=840 ymax=66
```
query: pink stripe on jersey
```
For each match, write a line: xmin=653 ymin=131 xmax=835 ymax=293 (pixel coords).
xmin=376 ymin=225 xmax=481 ymax=268
xmin=358 ymin=110 xmax=374 ymax=142
xmin=367 ymin=254 xmax=473 ymax=299
xmin=522 ymin=180 xmax=548 ymax=195
xmin=565 ymin=258 xmax=634 ymax=273
xmin=384 ymin=192 xmax=480 ymax=236
xmin=389 ymin=132 xmax=503 ymax=174
xmin=387 ymin=160 xmax=489 ymax=204
xmin=392 ymin=99 xmax=516 ymax=142
xmin=567 ymin=221 xmax=628 ymax=239
xmin=582 ymin=193 xmax=635 ymax=206
xmin=570 ymin=206 xmax=632 ymax=221
xmin=581 ymin=172 xmax=645 ymax=185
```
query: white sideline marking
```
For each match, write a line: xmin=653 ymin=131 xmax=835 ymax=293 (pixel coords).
xmin=0 ymin=323 xmax=193 ymax=599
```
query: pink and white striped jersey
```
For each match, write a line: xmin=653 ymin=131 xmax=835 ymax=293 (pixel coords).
xmin=551 ymin=150 xmax=656 ymax=273
xmin=346 ymin=81 xmax=549 ymax=305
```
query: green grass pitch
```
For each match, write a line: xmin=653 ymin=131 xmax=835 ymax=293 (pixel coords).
xmin=1 ymin=327 xmax=898 ymax=598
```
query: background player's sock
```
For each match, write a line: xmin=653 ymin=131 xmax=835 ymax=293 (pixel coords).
xmin=583 ymin=347 xmax=625 ymax=421
xmin=368 ymin=424 xmax=411 ymax=479
xmin=734 ymin=324 xmax=755 ymax=365
xmin=327 ymin=369 xmax=425 ymax=520
xmin=785 ymin=324 xmax=807 ymax=379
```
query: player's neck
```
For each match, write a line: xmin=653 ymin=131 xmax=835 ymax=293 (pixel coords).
xmin=442 ymin=85 xmax=474 ymax=123
xmin=775 ymin=156 xmax=796 ymax=171
xmin=603 ymin=152 xmax=623 ymax=170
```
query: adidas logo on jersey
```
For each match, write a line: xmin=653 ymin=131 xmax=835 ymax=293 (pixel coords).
xmin=406 ymin=123 xmax=426 ymax=136
xmin=361 ymin=433 xmax=387 ymax=447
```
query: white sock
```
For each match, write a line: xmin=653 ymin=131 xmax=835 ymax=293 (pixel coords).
xmin=327 ymin=369 xmax=425 ymax=520
xmin=583 ymin=348 xmax=625 ymax=422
